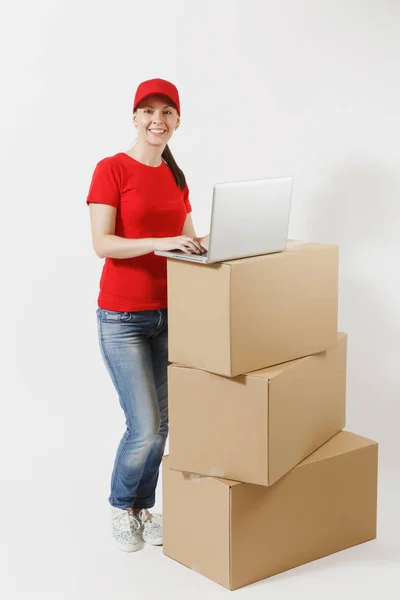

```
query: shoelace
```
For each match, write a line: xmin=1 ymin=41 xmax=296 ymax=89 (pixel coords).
xmin=138 ymin=508 xmax=162 ymax=525
xmin=125 ymin=506 xmax=141 ymax=529
xmin=138 ymin=508 xmax=152 ymax=523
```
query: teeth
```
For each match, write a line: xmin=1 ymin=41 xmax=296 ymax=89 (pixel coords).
xmin=149 ymin=129 xmax=166 ymax=133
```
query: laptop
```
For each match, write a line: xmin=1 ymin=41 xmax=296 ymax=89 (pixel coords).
xmin=154 ymin=175 xmax=294 ymax=264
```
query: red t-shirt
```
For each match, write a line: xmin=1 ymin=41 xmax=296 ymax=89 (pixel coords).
xmin=86 ymin=152 xmax=192 ymax=311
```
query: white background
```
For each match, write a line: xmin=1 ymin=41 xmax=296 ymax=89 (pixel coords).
xmin=1 ymin=0 xmax=399 ymax=598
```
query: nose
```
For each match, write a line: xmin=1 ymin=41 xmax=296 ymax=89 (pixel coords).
xmin=152 ymin=110 xmax=166 ymax=121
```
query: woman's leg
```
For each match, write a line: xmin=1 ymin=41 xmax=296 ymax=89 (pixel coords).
xmin=96 ymin=308 xmax=165 ymax=509
xmin=134 ymin=308 xmax=169 ymax=509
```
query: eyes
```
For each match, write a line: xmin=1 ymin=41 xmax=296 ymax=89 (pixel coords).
xmin=144 ymin=109 xmax=172 ymax=115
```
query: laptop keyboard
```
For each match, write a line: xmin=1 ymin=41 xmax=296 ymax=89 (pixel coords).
xmin=173 ymin=249 xmax=208 ymax=256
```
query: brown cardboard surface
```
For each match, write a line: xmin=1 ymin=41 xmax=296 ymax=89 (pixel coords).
xmin=267 ymin=331 xmax=347 ymax=483
xmin=167 ymin=241 xmax=339 ymax=377
xmin=168 ymin=332 xmax=347 ymax=486
xmin=162 ymin=430 xmax=378 ymax=590
xmin=162 ymin=461 xmax=231 ymax=588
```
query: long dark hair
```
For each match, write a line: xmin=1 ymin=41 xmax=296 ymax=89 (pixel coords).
xmin=133 ymin=104 xmax=187 ymax=191
xmin=161 ymin=144 xmax=186 ymax=191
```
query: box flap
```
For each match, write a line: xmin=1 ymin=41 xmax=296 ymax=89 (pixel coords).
xmin=249 ymin=332 xmax=346 ymax=380
xmin=164 ymin=456 xmax=243 ymax=487
xmin=298 ymin=429 xmax=377 ymax=467
xmin=170 ymin=332 xmax=346 ymax=381
xmin=219 ymin=240 xmax=338 ymax=267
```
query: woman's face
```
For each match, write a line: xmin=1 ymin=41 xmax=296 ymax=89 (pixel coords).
xmin=134 ymin=94 xmax=180 ymax=145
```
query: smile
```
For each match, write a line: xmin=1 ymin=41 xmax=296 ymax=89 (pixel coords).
xmin=148 ymin=129 xmax=166 ymax=136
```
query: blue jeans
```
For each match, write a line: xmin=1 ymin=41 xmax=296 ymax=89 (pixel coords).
xmin=96 ymin=307 xmax=169 ymax=510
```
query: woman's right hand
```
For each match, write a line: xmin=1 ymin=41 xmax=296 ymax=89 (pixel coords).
xmin=154 ymin=236 xmax=206 ymax=255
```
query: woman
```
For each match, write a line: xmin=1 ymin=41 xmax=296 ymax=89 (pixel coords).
xmin=86 ymin=78 xmax=208 ymax=552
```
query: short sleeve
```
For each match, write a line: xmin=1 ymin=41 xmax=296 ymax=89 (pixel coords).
xmin=86 ymin=158 xmax=120 ymax=208
xmin=183 ymin=183 xmax=192 ymax=214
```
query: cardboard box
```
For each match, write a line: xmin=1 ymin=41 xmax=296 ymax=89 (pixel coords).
xmin=166 ymin=241 xmax=339 ymax=377
xmin=168 ymin=332 xmax=347 ymax=486
xmin=162 ymin=430 xmax=378 ymax=590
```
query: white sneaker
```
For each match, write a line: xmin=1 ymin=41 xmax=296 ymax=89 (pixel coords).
xmin=110 ymin=506 xmax=142 ymax=552
xmin=136 ymin=508 xmax=163 ymax=545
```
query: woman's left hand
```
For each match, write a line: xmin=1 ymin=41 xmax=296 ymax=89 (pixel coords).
xmin=196 ymin=234 xmax=209 ymax=251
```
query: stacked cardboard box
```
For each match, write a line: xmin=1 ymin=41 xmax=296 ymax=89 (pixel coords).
xmin=162 ymin=240 xmax=378 ymax=591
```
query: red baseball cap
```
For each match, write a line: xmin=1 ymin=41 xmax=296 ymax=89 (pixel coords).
xmin=133 ymin=78 xmax=181 ymax=115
